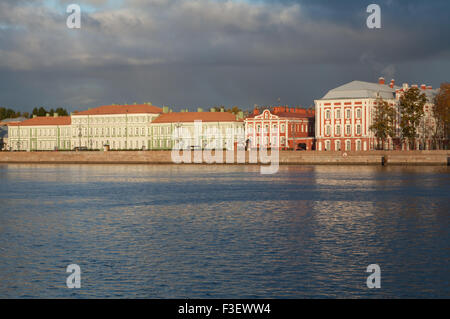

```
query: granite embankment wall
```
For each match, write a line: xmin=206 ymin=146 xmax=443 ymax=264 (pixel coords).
xmin=0 ymin=150 xmax=448 ymax=165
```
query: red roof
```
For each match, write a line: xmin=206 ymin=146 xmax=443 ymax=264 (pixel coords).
xmin=152 ymin=112 xmax=240 ymax=123
xmin=75 ymin=104 xmax=162 ymax=116
xmin=275 ymin=112 xmax=315 ymax=119
xmin=246 ymin=108 xmax=315 ymax=120
xmin=8 ymin=116 xmax=71 ymax=126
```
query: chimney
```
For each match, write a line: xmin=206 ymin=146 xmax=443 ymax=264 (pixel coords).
xmin=378 ymin=77 xmax=385 ymax=85
xmin=421 ymin=84 xmax=427 ymax=90
xmin=33 ymin=114 xmax=37 ymax=118
xmin=46 ymin=113 xmax=50 ymax=117
xmin=53 ymin=113 xmax=58 ymax=117
xmin=412 ymin=84 xmax=418 ymax=88
xmin=390 ymin=79 xmax=395 ymax=88
xmin=427 ymin=85 xmax=432 ymax=90
xmin=162 ymin=106 xmax=169 ymax=113
xmin=253 ymin=108 xmax=259 ymax=116
xmin=197 ymin=107 xmax=203 ymax=112
xmin=210 ymin=107 xmax=216 ymax=112
xmin=402 ymin=83 xmax=409 ymax=90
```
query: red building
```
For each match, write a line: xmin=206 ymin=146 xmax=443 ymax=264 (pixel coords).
xmin=314 ymin=78 xmax=440 ymax=151
xmin=244 ymin=107 xmax=315 ymax=150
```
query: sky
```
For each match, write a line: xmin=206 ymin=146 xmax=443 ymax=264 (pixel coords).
xmin=0 ymin=0 xmax=449 ymax=113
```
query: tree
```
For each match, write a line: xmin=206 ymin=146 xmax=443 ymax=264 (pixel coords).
xmin=37 ymin=107 xmax=47 ymax=116
xmin=227 ymin=106 xmax=243 ymax=115
xmin=55 ymin=108 xmax=69 ymax=116
xmin=399 ymin=87 xmax=427 ymax=150
xmin=32 ymin=107 xmax=69 ymax=117
xmin=0 ymin=107 xmax=22 ymax=121
xmin=433 ymin=83 xmax=450 ymax=149
xmin=370 ymin=97 xmax=396 ymax=149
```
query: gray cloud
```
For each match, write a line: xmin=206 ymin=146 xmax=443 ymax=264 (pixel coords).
xmin=0 ymin=0 xmax=449 ymax=111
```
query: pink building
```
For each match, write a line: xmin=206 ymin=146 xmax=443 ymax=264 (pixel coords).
xmin=314 ymin=77 xmax=439 ymax=151
xmin=244 ymin=107 xmax=315 ymax=150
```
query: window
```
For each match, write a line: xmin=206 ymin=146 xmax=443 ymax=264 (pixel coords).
xmin=356 ymin=140 xmax=361 ymax=151
xmin=346 ymin=109 xmax=351 ymax=119
xmin=336 ymin=109 xmax=341 ymax=119
xmin=326 ymin=125 xmax=331 ymax=136
xmin=325 ymin=140 xmax=331 ymax=151
xmin=346 ymin=125 xmax=351 ymax=135
xmin=281 ymin=124 xmax=285 ymax=133
xmin=336 ymin=125 xmax=341 ymax=136
xmin=325 ymin=110 xmax=331 ymax=119
xmin=356 ymin=125 xmax=361 ymax=135
xmin=248 ymin=125 xmax=253 ymax=133
xmin=257 ymin=125 xmax=261 ymax=133
xmin=346 ymin=140 xmax=351 ymax=151
xmin=336 ymin=140 xmax=341 ymax=151
xmin=356 ymin=109 xmax=361 ymax=119
xmin=271 ymin=136 xmax=278 ymax=147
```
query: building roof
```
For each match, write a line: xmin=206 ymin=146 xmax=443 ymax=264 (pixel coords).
xmin=74 ymin=104 xmax=163 ymax=116
xmin=275 ymin=112 xmax=315 ymax=119
xmin=246 ymin=108 xmax=314 ymax=120
xmin=320 ymin=81 xmax=399 ymax=100
xmin=8 ymin=116 xmax=71 ymax=126
xmin=0 ymin=117 xmax=28 ymax=125
xmin=152 ymin=112 xmax=240 ymax=123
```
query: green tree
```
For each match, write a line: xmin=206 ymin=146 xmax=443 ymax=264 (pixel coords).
xmin=37 ymin=107 xmax=47 ymax=116
xmin=399 ymin=87 xmax=427 ymax=150
xmin=370 ymin=97 xmax=397 ymax=150
xmin=433 ymin=83 xmax=450 ymax=149
xmin=55 ymin=107 xmax=69 ymax=116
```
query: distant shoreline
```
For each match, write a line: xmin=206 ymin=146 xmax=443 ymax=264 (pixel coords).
xmin=0 ymin=150 xmax=448 ymax=166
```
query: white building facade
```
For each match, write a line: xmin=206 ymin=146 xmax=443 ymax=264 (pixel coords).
xmin=7 ymin=105 xmax=244 ymax=151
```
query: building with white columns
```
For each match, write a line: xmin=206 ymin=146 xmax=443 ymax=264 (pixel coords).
xmin=7 ymin=104 xmax=244 ymax=151
xmin=314 ymin=78 xmax=439 ymax=151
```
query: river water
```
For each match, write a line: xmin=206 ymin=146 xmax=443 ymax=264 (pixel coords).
xmin=0 ymin=164 xmax=448 ymax=298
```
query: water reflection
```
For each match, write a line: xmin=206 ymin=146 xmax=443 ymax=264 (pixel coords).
xmin=0 ymin=164 xmax=448 ymax=298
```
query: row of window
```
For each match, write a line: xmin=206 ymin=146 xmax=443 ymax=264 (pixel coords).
xmin=249 ymin=124 xmax=311 ymax=134
xmin=72 ymin=116 xmax=151 ymax=124
xmin=325 ymin=108 xmax=362 ymax=120
xmin=325 ymin=124 xmax=362 ymax=136
xmin=323 ymin=140 xmax=363 ymax=151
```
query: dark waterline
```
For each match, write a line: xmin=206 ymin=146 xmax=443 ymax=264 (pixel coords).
xmin=0 ymin=164 xmax=449 ymax=298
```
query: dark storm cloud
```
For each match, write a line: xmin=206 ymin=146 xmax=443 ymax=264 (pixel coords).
xmin=0 ymin=0 xmax=449 ymax=111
